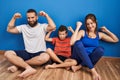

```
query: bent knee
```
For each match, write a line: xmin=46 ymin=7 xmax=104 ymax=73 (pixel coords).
xmin=4 ymin=50 xmax=16 ymax=58
xmin=71 ymin=60 xmax=77 ymax=65
xmin=96 ymin=46 xmax=104 ymax=55
xmin=39 ymin=53 xmax=50 ymax=62
xmin=46 ymin=48 xmax=53 ymax=53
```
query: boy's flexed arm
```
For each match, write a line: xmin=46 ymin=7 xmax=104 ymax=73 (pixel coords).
xmin=45 ymin=31 xmax=53 ymax=42
xmin=39 ymin=11 xmax=56 ymax=32
xmin=68 ymin=26 xmax=74 ymax=34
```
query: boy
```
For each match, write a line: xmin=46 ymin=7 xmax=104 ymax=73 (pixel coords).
xmin=45 ymin=25 xmax=77 ymax=69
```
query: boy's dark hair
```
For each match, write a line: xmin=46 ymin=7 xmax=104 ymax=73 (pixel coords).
xmin=27 ymin=9 xmax=37 ymax=15
xmin=58 ymin=25 xmax=68 ymax=33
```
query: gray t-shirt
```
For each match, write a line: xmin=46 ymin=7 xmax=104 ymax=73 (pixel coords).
xmin=16 ymin=23 xmax=48 ymax=53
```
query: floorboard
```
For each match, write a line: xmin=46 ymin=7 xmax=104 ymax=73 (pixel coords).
xmin=0 ymin=51 xmax=120 ymax=80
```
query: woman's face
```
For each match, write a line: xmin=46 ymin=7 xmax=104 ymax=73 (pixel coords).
xmin=86 ymin=19 xmax=96 ymax=32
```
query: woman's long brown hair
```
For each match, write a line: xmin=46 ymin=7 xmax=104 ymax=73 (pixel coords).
xmin=85 ymin=14 xmax=98 ymax=34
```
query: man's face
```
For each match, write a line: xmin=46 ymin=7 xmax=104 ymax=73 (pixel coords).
xmin=27 ymin=12 xmax=38 ymax=27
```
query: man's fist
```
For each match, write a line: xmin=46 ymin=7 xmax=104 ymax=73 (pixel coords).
xmin=39 ymin=11 xmax=48 ymax=17
xmin=13 ymin=13 xmax=21 ymax=19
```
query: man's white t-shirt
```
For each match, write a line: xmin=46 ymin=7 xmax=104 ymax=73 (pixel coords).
xmin=16 ymin=23 xmax=48 ymax=53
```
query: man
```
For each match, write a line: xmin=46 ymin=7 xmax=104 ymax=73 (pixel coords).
xmin=4 ymin=9 xmax=56 ymax=78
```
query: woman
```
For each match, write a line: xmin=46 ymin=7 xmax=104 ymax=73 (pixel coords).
xmin=70 ymin=14 xmax=119 ymax=80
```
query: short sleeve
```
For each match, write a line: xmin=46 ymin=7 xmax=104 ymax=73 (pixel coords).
xmin=52 ymin=38 xmax=57 ymax=45
xmin=40 ymin=23 xmax=48 ymax=32
xmin=16 ymin=25 xmax=24 ymax=33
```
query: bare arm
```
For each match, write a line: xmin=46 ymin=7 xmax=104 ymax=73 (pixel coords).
xmin=68 ymin=26 xmax=74 ymax=33
xmin=99 ymin=26 xmax=119 ymax=43
xmin=7 ymin=13 xmax=21 ymax=34
xmin=39 ymin=11 xmax=56 ymax=32
xmin=45 ymin=31 xmax=53 ymax=42
xmin=70 ymin=21 xmax=82 ymax=45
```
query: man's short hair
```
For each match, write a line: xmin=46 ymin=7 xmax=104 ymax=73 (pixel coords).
xmin=27 ymin=9 xmax=37 ymax=15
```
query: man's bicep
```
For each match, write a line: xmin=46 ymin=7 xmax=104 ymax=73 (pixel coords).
xmin=7 ymin=27 xmax=19 ymax=34
xmin=46 ymin=25 xmax=56 ymax=32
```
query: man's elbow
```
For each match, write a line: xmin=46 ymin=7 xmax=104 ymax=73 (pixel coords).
xmin=7 ymin=27 xmax=10 ymax=32
xmin=47 ymin=25 xmax=56 ymax=32
xmin=52 ymin=25 xmax=56 ymax=30
xmin=50 ymin=27 xmax=56 ymax=32
xmin=7 ymin=25 xmax=13 ymax=32
xmin=114 ymin=39 xmax=119 ymax=43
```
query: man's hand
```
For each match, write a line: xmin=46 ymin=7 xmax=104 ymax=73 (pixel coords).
xmin=13 ymin=13 xmax=22 ymax=19
xmin=39 ymin=11 xmax=48 ymax=17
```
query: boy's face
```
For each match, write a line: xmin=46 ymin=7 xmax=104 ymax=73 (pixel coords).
xmin=58 ymin=31 xmax=67 ymax=40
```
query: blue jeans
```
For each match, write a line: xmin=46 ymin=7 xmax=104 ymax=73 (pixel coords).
xmin=71 ymin=41 xmax=104 ymax=69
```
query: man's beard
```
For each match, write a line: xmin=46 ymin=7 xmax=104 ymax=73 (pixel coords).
xmin=28 ymin=20 xmax=38 ymax=27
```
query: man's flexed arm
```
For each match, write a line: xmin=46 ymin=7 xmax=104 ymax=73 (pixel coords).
xmin=7 ymin=13 xmax=21 ymax=33
xmin=39 ymin=11 xmax=56 ymax=32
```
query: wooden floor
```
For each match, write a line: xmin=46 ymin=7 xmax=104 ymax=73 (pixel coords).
xmin=0 ymin=51 xmax=120 ymax=80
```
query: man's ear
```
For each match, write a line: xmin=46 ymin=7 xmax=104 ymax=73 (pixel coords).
xmin=37 ymin=16 xmax=38 ymax=20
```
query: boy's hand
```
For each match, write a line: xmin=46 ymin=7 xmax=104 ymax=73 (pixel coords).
xmin=68 ymin=26 xmax=74 ymax=33
xmin=68 ymin=26 xmax=73 ymax=31
xmin=13 ymin=13 xmax=22 ymax=19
